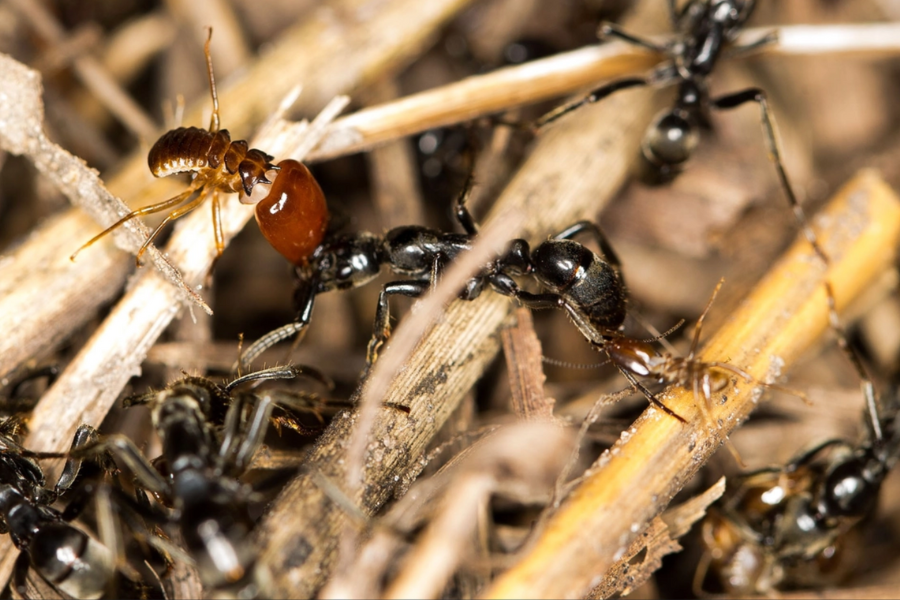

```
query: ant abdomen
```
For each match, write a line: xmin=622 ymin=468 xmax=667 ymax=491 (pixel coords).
xmin=255 ymin=159 xmax=329 ymax=266
xmin=642 ymin=111 xmax=698 ymax=172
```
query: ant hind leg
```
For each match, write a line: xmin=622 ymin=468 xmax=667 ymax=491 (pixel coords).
xmin=711 ymin=88 xmax=829 ymax=265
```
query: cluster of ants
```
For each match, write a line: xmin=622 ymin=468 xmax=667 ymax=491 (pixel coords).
xmin=3 ymin=1 xmax=896 ymax=598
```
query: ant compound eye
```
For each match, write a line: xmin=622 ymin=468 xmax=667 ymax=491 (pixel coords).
xmin=643 ymin=112 xmax=697 ymax=167
xmin=254 ymin=160 xmax=329 ymax=266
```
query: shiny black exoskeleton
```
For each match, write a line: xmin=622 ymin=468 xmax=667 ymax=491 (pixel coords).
xmin=76 ymin=365 xmax=326 ymax=599
xmin=536 ymin=1 xmax=824 ymax=260
xmin=698 ymin=317 xmax=900 ymax=595
xmin=239 ymin=180 xmax=628 ymax=369
xmin=0 ymin=423 xmax=116 ymax=599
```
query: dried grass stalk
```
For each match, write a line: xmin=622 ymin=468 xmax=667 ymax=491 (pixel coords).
xmin=483 ymin=170 xmax=900 ymax=599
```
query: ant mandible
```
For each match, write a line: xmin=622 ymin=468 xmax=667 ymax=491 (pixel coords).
xmin=535 ymin=0 xmax=828 ymax=264
xmin=71 ymin=29 xmax=329 ymax=268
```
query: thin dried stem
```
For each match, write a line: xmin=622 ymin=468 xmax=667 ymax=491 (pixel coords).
xmin=307 ymin=22 xmax=900 ymax=162
xmin=483 ymin=171 xmax=900 ymax=599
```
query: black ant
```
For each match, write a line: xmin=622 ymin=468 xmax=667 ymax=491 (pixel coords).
xmin=71 ymin=29 xmax=329 ymax=267
xmin=696 ymin=283 xmax=898 ymax=595
xmin=0 ymin=422 xmax=122 ymax=599
xmin=241 ymin=173 xmax=725 ymax=420
xmin=72 ymin=365 xmax=330 ymax=598
xmin=534 ymin=0 xmax=827 ymax=263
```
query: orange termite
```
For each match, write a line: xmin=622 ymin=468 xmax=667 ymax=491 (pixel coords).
xmin=72 ymin=29 xmax=329 ymax=267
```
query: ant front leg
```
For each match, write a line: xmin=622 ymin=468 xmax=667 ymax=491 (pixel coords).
xmin=513 ymin=290 xmax=608 ymax=346
xmin=534 ymin=77 xmax=650 ymax=131
xmin=238 ymin=276 xmax=317 ymax=372
xmin=711 ymin=88 xmax=828 ymax=265
xmin=598 ymin=22 xmax=668 ymax=53
xmin=367 ymin=280 xmax=431 ymax=365
xmin=454 ymin=174 xmax=479 ymax=235
xmin=552 ymin=221 xmax=622 ymax=270
xmin=71 ymin=435 xmax=169 ymax=498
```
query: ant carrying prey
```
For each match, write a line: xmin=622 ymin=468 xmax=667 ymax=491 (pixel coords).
xmin=534 ymin=0 xmax=827 ymax=264
xmin=71 ymin=29 xmax=328 ymax=267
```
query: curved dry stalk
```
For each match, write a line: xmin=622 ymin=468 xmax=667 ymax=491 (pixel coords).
xmin=483 ymin=171 xmax=900 ymax=599
xmin=307 ymin=22 xmax=900 ymax=162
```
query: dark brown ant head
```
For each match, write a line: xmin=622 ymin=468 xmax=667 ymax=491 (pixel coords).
xmin=603 ymin=337 xmax=662 ymax=378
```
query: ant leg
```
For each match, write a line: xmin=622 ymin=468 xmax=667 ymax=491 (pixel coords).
xmin=618 ymin=367 xmax=688 ymax=423
xmin=135 ymin=191 xmax=208 ymax=265
xmin=70 ymin=187 xmax=198 ymax=262
xmin=534 ymin=77 xmax=649 ymax=130
xmin=72 ymin=435 xmax=168 ymax=496
xmin=598 ymin=22 xmax=667 ymax=53
xmin=203 ymin=27 xmax=219 ymax=133
xmin=367 ymin=280 xmax=430 ymax=364
xmin=12 ymin=551 xmax=31 ymax=598
xmin=514 ymin=290 xmax=607 ymax=345
xmin=688 ymin=278 xmax=724 ymax=359
xmin=824 ymin=281 xmax=883 ymax=441
xmin=55 ymin=424 xmax=109 ymax=497
xmin=237 ymin=277 xmax=317 ymax=372
xmin=783 ymin=439 xmax=848 ymax=473
xmin=711 ymin=88 xmax=829 ymax=265
xmin=454 ymin=173 xmax=479 ymax=235
xmin=552 ymin=221 xmax=622 ymax=270
xmin=726 ymin=30 xmax=777 ymax=59
xmin=232 ymin=394 xmax=275 ymax=472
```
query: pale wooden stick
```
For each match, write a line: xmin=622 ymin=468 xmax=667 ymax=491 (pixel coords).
xmin=307 ymin=22 xmax=900 ymax=162
xmin=482 ymin=171 xmax=900 ymax=599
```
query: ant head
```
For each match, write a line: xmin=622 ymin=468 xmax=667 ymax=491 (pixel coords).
xmin=642 ymin=110 xmax=698 ymax=170
xmin=818 ymin=455 xmax=882 ymax=519
xmin=529 ymin=239 xmax=591 ymax=293
xmin=603 ymin=337 xmax=662 ymax=378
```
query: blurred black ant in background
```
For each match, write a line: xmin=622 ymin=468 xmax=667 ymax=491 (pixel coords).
xmin=0 ymin=422 xmax=123 ymax=599
xmin=696 ymin=283 xmax=900 ymax=594
xmin=73 ymin=365 xmax=330 ymax=598
xmin=535 ymin=0 xmax=828 ymax=264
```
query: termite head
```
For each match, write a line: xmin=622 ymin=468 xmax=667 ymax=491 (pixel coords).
xmin=247 ymin=160 xmax=329 ymax=266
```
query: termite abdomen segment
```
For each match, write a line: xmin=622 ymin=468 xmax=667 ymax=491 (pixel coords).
xmin=148 ymin=127 xmax=224 ymax=177
xmin=255 ymin=159 xmax=328 ymax=266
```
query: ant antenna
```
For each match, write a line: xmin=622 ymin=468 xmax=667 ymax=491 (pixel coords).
xmin=541 ymin=356 xmax=610 ymax=370
xmin=204 ymin=27 xmax=219 ymax=133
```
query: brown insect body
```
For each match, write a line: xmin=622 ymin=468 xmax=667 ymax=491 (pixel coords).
xmin=71 ymin=29 xmax=302 ymax=266
xmin=147 ymin=126 xmax=275 ymax=196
